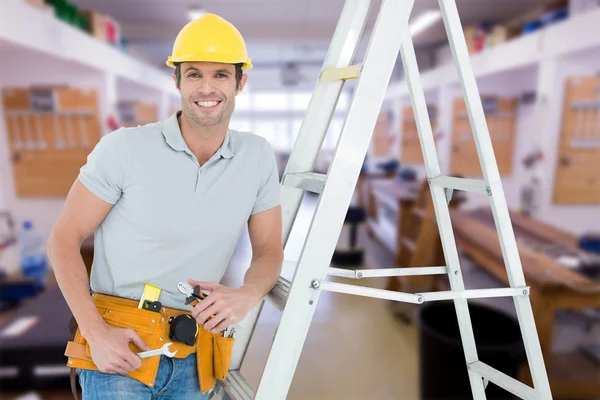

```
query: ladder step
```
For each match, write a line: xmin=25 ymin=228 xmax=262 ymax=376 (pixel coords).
xmin=417 ymin=287 xmax=529 ymax=302
xmin=219 ymin=370 xmax=255 ymax=400
xmin=320 ymin=64 xmax=362 ymax=81
xmin=266 ymin=276 xmax=291 ymax=311
xmin=317 ymin=281 xmax=423 ymax=303
xmin=468 ymin=361 xmax=536 ymax=400
xmin=316 ymin=281 xmax=529 ymax=304
xmin=282 ymin=172 xmax=327 ymax=194
xmin=429 ymin=176 xmax=488 ymax=194
xmin=327 ymin=266 xmax=447 ymax=278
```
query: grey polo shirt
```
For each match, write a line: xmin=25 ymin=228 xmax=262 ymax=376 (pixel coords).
xmin=78 ymin=111 xmax=281 ymax=310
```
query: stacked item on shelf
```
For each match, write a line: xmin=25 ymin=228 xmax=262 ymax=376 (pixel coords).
xmin=2 ymin=86 xmax=101 ymax=198
xmin=117 ymin=101 xmax=159 ymax=128
xmin=450 ymin=96 xmax=519 ymax=177
xmin=464 ymin=0 xmax=570 ymax=55
xmin=20 ymin=0 xmax=123 ymax=50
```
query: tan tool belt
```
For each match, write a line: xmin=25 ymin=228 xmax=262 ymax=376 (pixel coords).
xmin=64 ymin=292 xmax=234 ymax=394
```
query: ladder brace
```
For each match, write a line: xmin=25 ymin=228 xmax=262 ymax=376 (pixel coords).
xmin=327 ymin=266 xmax=448 ymax=279
xmin=314 ymin=281 xmax=530 ymax=304
xmin=468 ymin=361 xmax=536 ymax=400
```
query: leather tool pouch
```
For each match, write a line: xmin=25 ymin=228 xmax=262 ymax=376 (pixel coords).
xmin=64 ymin=293 xmax=235 ymax=397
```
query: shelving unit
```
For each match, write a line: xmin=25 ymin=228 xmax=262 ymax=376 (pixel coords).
xmin=0 ymin=0 xmax=180 ymax=237
xmin=384 ymin=6 xmax=600 ymax=236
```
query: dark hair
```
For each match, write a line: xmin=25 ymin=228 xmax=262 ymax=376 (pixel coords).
xmin=174 ymin=62 xmax=244 ymax=90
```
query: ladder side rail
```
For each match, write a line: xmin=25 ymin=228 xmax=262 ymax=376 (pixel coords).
xmin=254 ymin=0 xmax=416 ymax=398
xmin=229 ymin=0 xmax=375 ymax=376
xmin=439 ymin=0 xmax=553 ymax=397
xmin=398 ymin=12 xmax=488 ymax=399
xmin=280 ymin=0 xmax=374 ymax=246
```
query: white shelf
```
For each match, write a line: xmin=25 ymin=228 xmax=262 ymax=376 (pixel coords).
xmin=0 ymin=0 xmax=177 ymax=96
xmin=386 ymin=8 xmax=600 ymax=100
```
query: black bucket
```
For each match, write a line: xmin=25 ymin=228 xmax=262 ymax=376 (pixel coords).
xmin=418 ymin=301 xmax=526 ymax=400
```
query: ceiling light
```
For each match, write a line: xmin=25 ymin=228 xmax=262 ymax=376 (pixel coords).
xmin=409 ymin=10 xmax=442 ymax=37
xmin=188 ymin=6 xmax=207 ymax=21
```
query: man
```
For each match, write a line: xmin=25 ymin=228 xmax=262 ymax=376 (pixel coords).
xmin=48 ymin=13 xmax=283 ymax=399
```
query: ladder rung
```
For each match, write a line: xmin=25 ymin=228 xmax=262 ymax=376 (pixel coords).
xmin=327 ymin=266 xmax=447 ymax=278
xmin=316 ymin=281 xmax=529 ymax=304
xmin=417 ymin=287 xmax=529 ymax=302
xmin=219 ymin=370 xmax=255 ymax=400
xmin=320 ymin=64 xmax=362 ymax=81
xmin=468 ymin=361 xmax=536 ymax=400
xmin=282 ymin=172 xmax=327 ymax=194
xmin=429 ymin=176 xmax=488 ymax=194
xmin=317 ymin=281 xmax=423 ymax=304
xmin=266 ymin=276 xmax=291 ymax=311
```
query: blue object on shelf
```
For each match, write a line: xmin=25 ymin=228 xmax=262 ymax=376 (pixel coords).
xmin=579 ymin=233 xmax=600 ymax=255
xmin=522 ymin=20 xmax=543 ymax=34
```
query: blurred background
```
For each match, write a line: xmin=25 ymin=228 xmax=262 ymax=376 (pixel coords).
xmin=1 ymin=0 xmax=599 ymax=399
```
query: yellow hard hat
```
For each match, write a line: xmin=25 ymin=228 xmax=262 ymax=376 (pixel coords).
xmin=166 ymin=13 xmax=252 ymax=71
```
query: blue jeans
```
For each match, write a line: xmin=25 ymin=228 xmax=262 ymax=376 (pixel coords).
xmin=78 ymin=354 xmax=212 ymax=400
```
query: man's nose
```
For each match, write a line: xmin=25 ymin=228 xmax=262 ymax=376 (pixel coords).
xmin=197 ymin=78 xmax=216 ymax=94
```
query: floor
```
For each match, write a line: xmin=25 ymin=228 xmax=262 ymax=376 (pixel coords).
xmin=219 ymin=193 xmax=421 ymax=400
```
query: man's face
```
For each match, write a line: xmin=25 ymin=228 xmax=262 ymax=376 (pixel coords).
xmin=175 ymin=62 xmax=246 ymax=129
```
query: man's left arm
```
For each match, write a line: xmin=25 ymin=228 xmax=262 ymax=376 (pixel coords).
xmin=191 ymin=139 xmax=283 ymax=333
xmin=190 ymin=206 xmax=283 ymax=333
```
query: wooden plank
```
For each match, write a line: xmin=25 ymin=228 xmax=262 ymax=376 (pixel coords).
xmin=553 ymin=76 xmax=600 ymax=205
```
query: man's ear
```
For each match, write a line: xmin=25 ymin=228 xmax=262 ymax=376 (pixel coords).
xmin=237 ymin=74 xmax=248 ymax=94
xmin=172 ymin=73 xmax=179 ymax=90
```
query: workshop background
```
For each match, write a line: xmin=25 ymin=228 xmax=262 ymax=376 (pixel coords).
xmin=1 ymin=0 xmax=600 ymax=399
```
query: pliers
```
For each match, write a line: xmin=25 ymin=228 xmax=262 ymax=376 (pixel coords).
xmin=177 ymin=282 xmax=211 ymax=307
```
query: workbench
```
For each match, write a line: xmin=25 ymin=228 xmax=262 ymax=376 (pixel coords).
xmin=450 ymin=208 xmax=600 ymax=399
xmin=365 ymin=179 xmax=420 ymax=262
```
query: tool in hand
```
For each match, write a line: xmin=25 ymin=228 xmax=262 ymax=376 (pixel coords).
xmin=137 ymin=342 xmax=177 ymax=359
xmin=177 ymin=282 xmax=211 ymax=307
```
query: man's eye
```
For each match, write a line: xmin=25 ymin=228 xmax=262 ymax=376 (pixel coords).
xmin=216 ymin=74 xmax=227 ymax=78
xmin=188 ymin=73 xmax=200 ymax=78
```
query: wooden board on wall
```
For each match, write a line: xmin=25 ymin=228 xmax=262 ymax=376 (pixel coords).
xmin=371 ymin=108 xmax=395 ymax=158
xmin=449 ymin=96 xmax=518 ymax=177
xmin=3 ymin=87 xmax=102 ymax=198
xmin=118 ymin=101 xmax=159 ymax=127
xmin=553 ymin=76 xmax=600 ymax=205
xmin=400 ymin=105 xmax=437 ymax=164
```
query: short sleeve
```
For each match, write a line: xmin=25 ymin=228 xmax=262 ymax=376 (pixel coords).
xmin=78 ymin=129 xmax=128 ymax=204
xmin=251 ymin=139 xmax=281 ymax=215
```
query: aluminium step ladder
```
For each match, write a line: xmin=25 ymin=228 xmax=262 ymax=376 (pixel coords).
xmin=214 ymin=0 xmax=553 ymax=399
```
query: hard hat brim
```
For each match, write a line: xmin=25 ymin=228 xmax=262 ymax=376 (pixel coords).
xmin=166 ymin=54 xmax=253 ymax=71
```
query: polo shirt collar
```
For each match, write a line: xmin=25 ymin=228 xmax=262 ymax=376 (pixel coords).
xmin=162 ymin=111 xmax=234 ymax=159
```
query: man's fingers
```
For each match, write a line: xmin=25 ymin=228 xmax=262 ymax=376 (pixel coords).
xmin=196 ymin=302 xmax=221 ymax=325
xmin=127 ymin=329 xmax=150 ymax=351
xmin=192 ymin=296 xmax=216 ymax=319
xmin=204 ymin=312 xmax=227 ymax=332
xmin=209 ymin=319 xmax=230 ymax=334
xmin=122 ymin=350 xmax=142 ymax=371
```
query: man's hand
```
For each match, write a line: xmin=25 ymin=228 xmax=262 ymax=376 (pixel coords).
xmin=188 ymin=279 xmax=260 ymax=334
xmin=85 ymin=324 xmax=151 ymax=374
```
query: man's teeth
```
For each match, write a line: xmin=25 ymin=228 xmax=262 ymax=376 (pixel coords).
xmin=196 ymin=101 xmax=219 ymax=108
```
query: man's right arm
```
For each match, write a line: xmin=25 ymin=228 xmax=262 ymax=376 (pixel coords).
xmin=47 ymin=179 xmax=113 ymax=341
xmin=48 ymin=130 xmax=150 ymax=374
